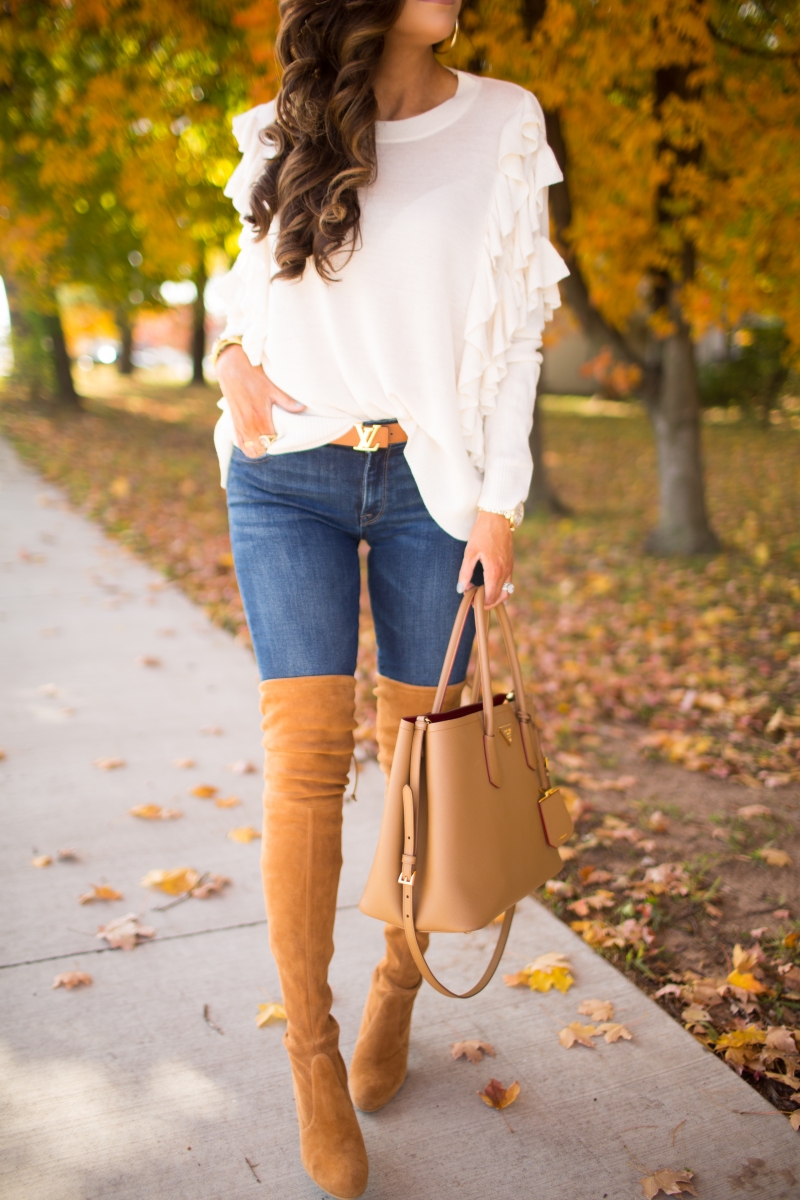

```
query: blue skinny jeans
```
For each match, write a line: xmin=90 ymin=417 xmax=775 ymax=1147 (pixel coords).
xmin=226 ymin=443 xmax=475 ymax=686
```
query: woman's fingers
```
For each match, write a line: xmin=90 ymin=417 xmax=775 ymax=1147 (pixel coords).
xmin=271 ymin=385 xmax=306 ymax=413
xmin=459 ymin=511 xmax=514 ymax=608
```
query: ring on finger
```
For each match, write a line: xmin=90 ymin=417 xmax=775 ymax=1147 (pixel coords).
xmin=258 ymin=434 xmax=278 ymax=449
xmin=501 ymin=582 xmax=514 ymax=594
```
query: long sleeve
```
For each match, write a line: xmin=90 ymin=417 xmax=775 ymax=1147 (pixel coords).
xmin=477 ymin=307 xmax=544 ymax=511
xmin=215 ymin=101 xmax=277 ymax=362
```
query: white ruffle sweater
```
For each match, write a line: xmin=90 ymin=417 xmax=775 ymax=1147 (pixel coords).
xmin=214 ymin=70 xmax=568 ymax=541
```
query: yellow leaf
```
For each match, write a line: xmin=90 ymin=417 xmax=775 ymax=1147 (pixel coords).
xmin=215 ymin=795 xmax=241 ymax=808
xmin=79 ymin=884 xmax=123 ymax=904
xmin=477 ymin=1078 xmax=520 ymax=1109
xmin=141 ymin=867 xmax=201 ymax=895
xmin=52 ymin=971 xmax=92 ymax=990
xmin=256 ymin=1002 xmax=287 ymax=1028
xmin=726 ymin=970 xmax=768 ymax=994
xmin=759 ymin=848 xmax=792 ymax=868
xmin=130 ymin=804 xmax=183 ymax=820
xmin=191 ymin=784 xmax=218 ymax=798
xmin=715 ymin=1028 xmax=767 ymax=1050
xmin=228 ymin=826 xmax=261 ymax=843
xmin=31 ymin=855 xmax=53 ymax=868
xmin=558 ymin=1022 xmax=596 ymax=1049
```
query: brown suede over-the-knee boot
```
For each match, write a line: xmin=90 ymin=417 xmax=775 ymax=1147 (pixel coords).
xmin=260 ymin=675 xmax=368 ymax=1200
xmin=349 ymin=674 xmax=463 ymax=1113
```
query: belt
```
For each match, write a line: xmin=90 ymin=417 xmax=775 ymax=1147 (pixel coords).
xmin=330 ymin=420 xmax=407 ymax=451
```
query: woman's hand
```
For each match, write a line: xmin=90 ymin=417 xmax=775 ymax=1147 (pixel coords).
xmin=216 ymin=344 xmax=305 ymax=457
xmin=458 ymin=511 xmax=514 ymax=609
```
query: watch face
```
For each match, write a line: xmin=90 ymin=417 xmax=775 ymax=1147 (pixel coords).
xmin=511 ymin=501 xmax=525 ymax=530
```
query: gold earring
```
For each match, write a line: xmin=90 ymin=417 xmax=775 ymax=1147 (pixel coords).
xmin=437 ymin=17 xmax=459 ymax=53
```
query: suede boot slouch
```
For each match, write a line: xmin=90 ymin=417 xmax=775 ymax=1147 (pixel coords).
xmin=259 ymin=675 xmax=368 ymax=1200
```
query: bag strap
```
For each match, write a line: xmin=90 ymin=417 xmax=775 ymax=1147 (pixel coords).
xmin=398 ymin=713 xmax=515 ymax=998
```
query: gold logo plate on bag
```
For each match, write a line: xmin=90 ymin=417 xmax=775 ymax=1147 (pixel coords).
xmin=499 ymin=725 xmax=513 ymax=745
xmin=353 ymin=423 xmax=381 ymax=452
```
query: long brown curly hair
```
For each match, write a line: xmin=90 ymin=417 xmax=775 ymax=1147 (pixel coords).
xmin=248 ymin=0 xmax=406 ymax=282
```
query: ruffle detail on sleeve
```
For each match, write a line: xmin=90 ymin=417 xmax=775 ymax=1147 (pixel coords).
xmin=456 ymin=90 xmax=569 ymax=472
xmin=214 ymin=101 xmax=278 ymax=364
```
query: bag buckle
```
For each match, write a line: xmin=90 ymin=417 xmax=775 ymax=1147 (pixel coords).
xmin=353 ymin=422 xmax=381 ymax=452
xmin=398 ymin=870 xmax=416 ymax=886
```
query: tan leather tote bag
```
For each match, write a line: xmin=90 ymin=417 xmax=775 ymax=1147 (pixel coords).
xmin=359 ymin=584 xmax=574 ymax=998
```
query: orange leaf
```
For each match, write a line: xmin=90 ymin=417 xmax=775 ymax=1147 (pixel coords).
xmin=130 ymin=804 xmax=183 ymax=820
xmin=558 ymin=1022 xmax=596 ymax=1049
xmin=640 ymin=1169 xmax=697 ymax=1198
xmin=93 ymin=757 xmax=126 ymax=770
xmin=595 ymin=1022 xmax=633 ymax=1043
xmin=31 ymin=855 xmax=53 ymax=868
xmin=215 ymin=795 xmax=241 ymax=808
xmin=477 ymin=1078 xmax=520 ymax=1110
xmin=52 ymin=971 xmax=92 ymax=990
xmin=191 ymin=784 xmax=218 ymax=799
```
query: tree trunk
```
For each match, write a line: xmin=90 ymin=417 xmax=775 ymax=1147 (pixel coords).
xmin=527 ymin=401 xmax=571 ymax=514
xmin=191 ymin=257 xmax=207 ymax=386
xmin=42 ymin=308 xmax=80 ymax=407
xmin=644 ymin=291 xmax=719 ymax=555
xmin=117 ymin=312 xmax=134 ymax=375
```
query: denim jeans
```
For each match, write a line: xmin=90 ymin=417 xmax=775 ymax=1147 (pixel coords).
xmin=226 ymin=443 xmax=475 ymax=685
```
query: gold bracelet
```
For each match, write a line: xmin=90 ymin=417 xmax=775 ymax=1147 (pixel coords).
xmin=211 ymin=335 xmax=244 ymax=369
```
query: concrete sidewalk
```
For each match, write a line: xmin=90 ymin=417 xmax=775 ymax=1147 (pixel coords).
xmin=1 ymin=436 xmax=798 ymax=1200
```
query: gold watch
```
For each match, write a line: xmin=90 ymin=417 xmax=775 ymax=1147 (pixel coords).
xmin=478 ymin=501 xmax=525 ymax=531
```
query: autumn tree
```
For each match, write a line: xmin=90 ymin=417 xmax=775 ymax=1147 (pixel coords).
xmin=0 ymin=0 xmax=256 ymax=398
xmin=455 ymin=0 xmax=800 ymax=554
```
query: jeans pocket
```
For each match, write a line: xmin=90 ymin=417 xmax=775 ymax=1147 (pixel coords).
xmin=231 ymin=444 xmax=272 ymax=465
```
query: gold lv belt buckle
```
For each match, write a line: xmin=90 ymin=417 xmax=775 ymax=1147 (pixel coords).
xmin=353 ymin=422 xmax=381 ymax=452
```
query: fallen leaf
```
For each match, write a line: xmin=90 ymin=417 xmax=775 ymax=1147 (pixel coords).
xmin=79 ymin=884 xmax=123 ymax=904
xmin=191 ymin=784 xmax=218 ymax=799
xmin=0 ymin=748 xmax=6 ymax=760
xmin=772 ymin=908 xmax=790 ymax=919
xmin=451 ymin=1040 xmax=496 ymax=1064
xmin=228 ymin=759 xmax=257 ymax=775
xmin=648 ymin=810 xmax=670 ymax=832
xmin=726 ymin=970 xmax=768 ymax=994
xmin=96 ymin=913 xmax=156 ymax=950
xmin=31 ymin=855 xmax=52 ymax=868
xmin=737 ymin=804 xmax=772 ymax=819
xmin=138 ymin=655 xmax=161 ymax=667
xmin=640 ymin=1168 xmax=697 ymax=1198
xmin=595 ymin=1021 xmax=633 ymax=1043
xmin=200 ymin=725 xmax=224 ymax=736
xmin=228 ymin=826 xmax=261 ymax=843
xmin=173 ymin=757 xmax=195 ymax=769
xmin=477 ymin=1078 xmax=520 ymax=1109
xmin=57 ymin=848 xmax=79 ymax=861
xmin=129 ymin=804 xmax=183 ymax=820
xmin=790 ymin=1111 xmax=800 ymax=1132
xmin=655 ymin=984 xmax=683 ymax=999
xmin=715 ymin=1027 xmax=767 ymax=1050
xmin=578 ymin=998 xmax=615 ymax=1021
xmin=559 ymin=1022 xmax=597 ymax=1049
xmin=214 ymin=795 xmax=241 ymax=808
xmin=141 ymin=867 xmax=202 ymax=895
xmin=191 ymin=874 xmax=231 ymax=899
xmin=504 ymin=951 xmax=575 ymax=993
xmin=759 ymin=847 xmax=792 ymax=868
xmin=557 ymin=845 xmax=577 ymax=861
xmin=93 ymin=757 xmax=126 ymax=770
xmin=578 ymin=866 xmax=612 ymax=885
xmin=52 ymin=971 xmax=92 ymax=990
xmin=765 ymin=1026 xmax=797 ymax=1055
xmin=681 ymin=1005 xmax=710 ymax=1024
xmin=256 ymin=1002 xmax=287 ymax=1028
xmin=731 ymin=945 xmax=763 ymax=976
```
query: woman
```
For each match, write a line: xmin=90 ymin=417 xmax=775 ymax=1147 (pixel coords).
xmin=213 ymin=1 xmax=567 ymax=1195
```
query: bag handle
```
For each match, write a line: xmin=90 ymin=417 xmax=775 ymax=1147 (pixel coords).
xmin=399 ymin=714 xmax=514 ymax=998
